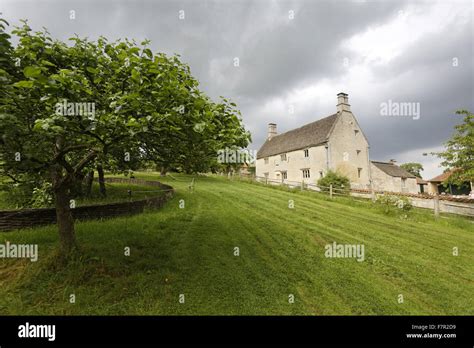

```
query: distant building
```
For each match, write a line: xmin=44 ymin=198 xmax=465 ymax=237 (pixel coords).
xmin=427 ymin=170 xmax=471 ymax=196
xmin=416 ymin=177 xmax=428 ymax=194
xmin=239 ymin=162 xmax=254 ymax=176
xmin=370 ymin=160 xmax=418 ymax=193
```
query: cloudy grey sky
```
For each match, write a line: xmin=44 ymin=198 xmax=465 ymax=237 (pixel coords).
xmin=2 ymin=0 xmax=473 ymax=178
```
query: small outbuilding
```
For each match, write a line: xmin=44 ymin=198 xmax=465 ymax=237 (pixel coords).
xmin=416 ymin=177 xmax=428 ymax=194
xmin=370 ymin=160 xmax=418 ymax=194
xmin=427 ymin=170 xmax=471 ymax=196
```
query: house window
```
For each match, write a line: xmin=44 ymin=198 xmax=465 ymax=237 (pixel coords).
xmin=281 ymin=171 xmax=287 ymax=180
xmin=319 ymin=170 xmax=324 ymax=178
xmin=304 ymin=149 xmax=309 ymax=158
xmin=401 ymin=178 xmax=406 ymax=188
xmin=264 ymin=157 xmax=269 ymax=164
xmin=264 ymin=172 xmax=269 ymax=179
xmin=358 ymin=168 xmax=362 ymax=178
xmin=356 ymin=150 xmax=361 ymax=156
xmin=280 ymin=153 xmax=287 ymax=161
xmin=302 ymin=169 xmax=310 ymax=178
xmin=354 ymin=129 xmax=359 ymax=135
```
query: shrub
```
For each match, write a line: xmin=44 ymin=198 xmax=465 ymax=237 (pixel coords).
xmin=317 ymin=171 xmax=350 ymax=195
xmin=375 ymin=193 xmax=413 ymax=216
xmin=0 ymin=181 xmax=35 ymax=209
xmin=0 ymin=179 xmax=53 ymax=209
xmin=30 ymin=182 xmax=53 ymax=208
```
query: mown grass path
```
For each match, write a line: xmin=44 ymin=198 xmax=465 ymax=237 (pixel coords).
xmin=0 ymin=173 xmax=472 ymax=315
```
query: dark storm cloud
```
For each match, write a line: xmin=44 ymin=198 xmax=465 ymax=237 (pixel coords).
xmin=355 ymin=9 xmax=473 ymax=167
xmin=228 ymin=0 xmax=409 ymax=100
xmin=1 ymin=0 xmax=473 ymax=178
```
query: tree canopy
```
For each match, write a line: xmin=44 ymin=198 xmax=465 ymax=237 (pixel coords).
xmin=436 ymin=110 xmax=473 ymax=187
xmin=0 ymin=19 xmax=251 ymax=254
xmin=400 ymin=162 xmax=423 ymax=178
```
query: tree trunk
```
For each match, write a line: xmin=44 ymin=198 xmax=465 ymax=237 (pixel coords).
xmin=160 ymin=166 xmax=168 ymax=176
xmin=51 ymin=167 xmax=76 ymax=254
xmin=84 ymin=170 xmax=94 ymax=197
xmin=97 ymin=164 xmax=106 ymax=197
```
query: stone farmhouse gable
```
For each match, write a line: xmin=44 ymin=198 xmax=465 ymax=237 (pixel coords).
xmin=256 ymin=92 xmax=421 ymax=194
xmin=256 ymin=93 xmax=372 ymax=188
xmin=257 ymin=113 xmax=338 ymax=159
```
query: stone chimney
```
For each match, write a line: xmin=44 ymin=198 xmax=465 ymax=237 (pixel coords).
xmin=389 ymin=159 xmax=397 ymax=164
xmin=336 ymin=92 xmax=350 ymax=112
xmin=267 ymin=123 xmax=277 ymax=140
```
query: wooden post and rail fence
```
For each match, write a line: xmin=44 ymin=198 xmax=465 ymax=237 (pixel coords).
xmin=236 ymin=174 xmax=474 ymax=217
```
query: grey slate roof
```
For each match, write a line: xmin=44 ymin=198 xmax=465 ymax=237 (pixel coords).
xmin=371 ymin=161 xmax=416 ymax=178
xmin=257 ymin=113 xmax=338 ymax=159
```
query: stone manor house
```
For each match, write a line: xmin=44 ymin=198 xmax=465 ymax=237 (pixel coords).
xmin=256 ymin=93 xmax=418 ymax=194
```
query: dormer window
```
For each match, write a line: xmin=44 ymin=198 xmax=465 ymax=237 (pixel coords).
xmin=304 ymin=149 xmax=309 ymax=158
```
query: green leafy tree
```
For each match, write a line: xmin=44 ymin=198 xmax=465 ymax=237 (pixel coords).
xmin=400 ymin=162 xmax=423 ymax=178
xmin=436 ymin=110 xmax=474 ymax=189
xmin=0 ymin=23 xmax=147 ymax=253
xmin=142 ymin=84 xmax=251 ymax=174
xmin=0 ymin=19 xmax=250 ymax=254
xmin=317 ymin=170 xmax=350 ymax=195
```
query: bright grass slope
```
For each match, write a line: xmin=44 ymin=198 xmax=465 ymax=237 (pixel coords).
xmin=0 ymin=172 xmax=472 ymax=315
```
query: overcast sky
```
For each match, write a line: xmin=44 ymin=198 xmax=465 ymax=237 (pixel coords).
xmin=2 ymin=0 xmax=473 ymax=179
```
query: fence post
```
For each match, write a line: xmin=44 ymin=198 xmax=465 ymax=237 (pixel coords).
xmin=434 ymin=194 xmax=440 ymax=218
xmin=330 ymin=184 xmax=333 ymax=199
xmin=370 ymin=181 xmax=376 ymax=202
xmin=301 ymin=181 xmax=304 ymax=191
xmin=265 ymin=177 xmax=268 ymax=185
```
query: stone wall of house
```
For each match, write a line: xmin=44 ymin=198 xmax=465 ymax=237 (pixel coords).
xmin=328 ymin=111 xmax=371 ymax=188
xmin=0 ymin=178 xmax=174 ymax=232
xmin=370 ymin=163 xmax=418 ymax=194
xmin=256 ymin=144 xmax=327 ymax=184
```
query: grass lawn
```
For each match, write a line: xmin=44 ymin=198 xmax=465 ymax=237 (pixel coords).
xmin=0 ymin=172 xmax=472 ymax=315
xmin=75 ymin=181 xmax=165 ymax=207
